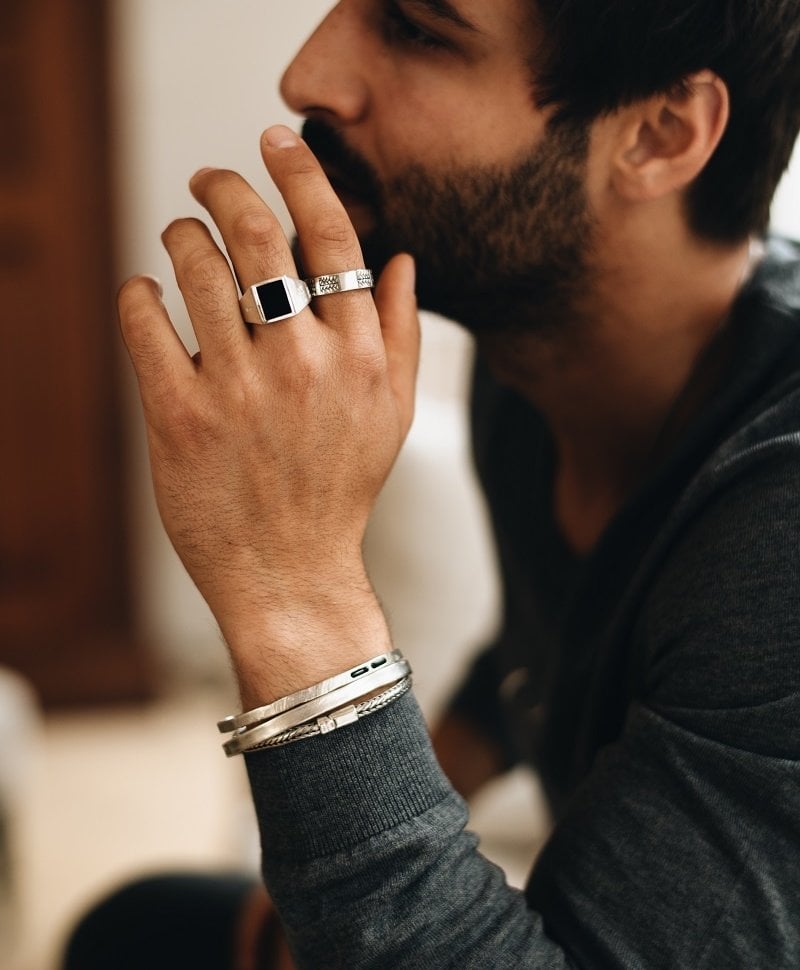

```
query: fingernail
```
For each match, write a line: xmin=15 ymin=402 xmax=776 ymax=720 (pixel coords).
xmin=141 ymin=273 xmax=163 ymax=297
xmin=263 ymin=125 xmax=300 ymax=149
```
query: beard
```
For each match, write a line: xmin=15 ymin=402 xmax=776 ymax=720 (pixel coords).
xmin=300 ymin=117 xmax=594 ymax=337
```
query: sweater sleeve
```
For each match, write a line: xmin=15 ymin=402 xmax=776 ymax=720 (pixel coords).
xmin=245 ymin=691 xmax=576 ymax=969
xmin=244 ymin=438 xmax=800 ymax=969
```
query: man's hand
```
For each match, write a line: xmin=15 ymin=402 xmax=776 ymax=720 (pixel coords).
xmin=118 ymin=125 xmax=419 ymax=702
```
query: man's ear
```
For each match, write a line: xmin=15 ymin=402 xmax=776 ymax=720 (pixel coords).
xmin=611 ymin=71 xmax=729 ymax=202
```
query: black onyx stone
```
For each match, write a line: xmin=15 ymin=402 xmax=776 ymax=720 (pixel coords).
xmin=256 ymin=279 xmax=292 ymax=320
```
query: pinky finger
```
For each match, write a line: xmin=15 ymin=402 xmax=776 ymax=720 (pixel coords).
xmin=374 ymin=254 xmax=420 ymax=438
xmin=118 ymin=274 xmax=196 ymax=406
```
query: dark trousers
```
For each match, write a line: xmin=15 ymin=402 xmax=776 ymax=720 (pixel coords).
xmin=62 ymin=872 xmax=261 ymax=970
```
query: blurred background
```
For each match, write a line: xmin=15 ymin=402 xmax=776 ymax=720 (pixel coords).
xmin=1 ymin=1 xmax=798 ymax=967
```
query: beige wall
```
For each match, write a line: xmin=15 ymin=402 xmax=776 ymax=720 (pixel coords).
xmin=111 ymin=0 xmax=800 ymax=700
xmin=111 ymin=0 xmax=496 ymax=704
xmin=774 ymin=150 xmax=800 ymax=239
xmin=112 ymin=0 xmax=330 ymax=684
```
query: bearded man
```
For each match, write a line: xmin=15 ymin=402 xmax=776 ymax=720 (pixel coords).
xmin=67 ymin=1 xmax=800 ymax=967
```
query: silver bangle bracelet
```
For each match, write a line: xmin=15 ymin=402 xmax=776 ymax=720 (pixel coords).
xmin=235 ymin=676 xmax=413 ymax=754
xmin=222 ymin=658 xmax=411 ymax=757
xmin=218 ymin=649 xmax=405 ymax=734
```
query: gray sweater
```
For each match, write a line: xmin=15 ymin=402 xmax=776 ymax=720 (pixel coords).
xmin=246 ymin=238 xmax=800 ymax=968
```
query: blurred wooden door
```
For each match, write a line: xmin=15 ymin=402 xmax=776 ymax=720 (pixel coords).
xmin=0 ymin=0 xmax=152 ymax=704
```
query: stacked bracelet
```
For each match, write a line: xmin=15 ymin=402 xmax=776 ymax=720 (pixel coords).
xmin=218 ymin=649 xmax=405 ymax=733
xmin=218 ymin=651 xmax=412 ymax=757
xmin=233 ymin=677 xmax=413 ymax=753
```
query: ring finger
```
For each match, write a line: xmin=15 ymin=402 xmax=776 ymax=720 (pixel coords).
xmin=189 ymin=167 xmax=300 ymax=307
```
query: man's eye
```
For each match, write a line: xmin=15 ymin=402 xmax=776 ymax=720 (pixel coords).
xmin=382 ymin=1 xmax=450 ymax=51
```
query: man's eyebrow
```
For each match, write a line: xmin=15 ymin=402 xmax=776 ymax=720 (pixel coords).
xmin=405 ymin=0 xmax=480 ymax=33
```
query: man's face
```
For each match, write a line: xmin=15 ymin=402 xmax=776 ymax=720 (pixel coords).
xmin=281 ymin=0 xmax=595 ymax=334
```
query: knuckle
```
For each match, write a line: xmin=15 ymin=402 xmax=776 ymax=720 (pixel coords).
xmin=311 ymin=212 xmax=354 ymax=253
xmin=290 ymin=157 xmax=321 ymax=182
xmin=283 ymin=345 xmax=324 ymax=396
xmin=355 ymin=346 xmax=385 ymax=376
xmin=353 ymin=356 xmax=386 ymax=395
xmin=169 ymin=393 xmax=220 ymax=445
xmin=231 ymin=369 xmax=268 ymax=417
xmin=181 ymin=249 xmax=226 ymax=292
xmin=230 ymin=206 xmax=281 ymax=255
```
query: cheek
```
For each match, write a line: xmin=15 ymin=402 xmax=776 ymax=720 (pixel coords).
xmin=372 ymin=73 xmax=547 ymax=173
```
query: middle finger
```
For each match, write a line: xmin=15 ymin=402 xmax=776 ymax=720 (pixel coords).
xmin=260 ymin=126 xmax=375 ymax=331
xmin=190 ymin=168 xmax=298 ymax=294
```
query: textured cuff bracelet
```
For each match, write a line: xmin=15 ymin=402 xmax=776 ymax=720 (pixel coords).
xmin=238 ymin=676 xmax=413 ymax=753
xmin=219 ymin=651 xmax=412 ymax=757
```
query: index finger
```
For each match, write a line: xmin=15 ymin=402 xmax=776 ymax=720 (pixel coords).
xmin=260 ymin=126 xmax=371 ymax=318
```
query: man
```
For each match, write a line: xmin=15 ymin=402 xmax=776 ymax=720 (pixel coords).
xmin=68 ymin=0 xmax=800 ymax=967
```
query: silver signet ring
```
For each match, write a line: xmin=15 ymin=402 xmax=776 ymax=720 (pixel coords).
xmin=239 ymin=276 xmax=312 ymax=325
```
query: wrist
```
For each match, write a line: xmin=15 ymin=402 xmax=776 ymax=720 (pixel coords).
xmin=217 ymin=580 xmax=392 ymax=708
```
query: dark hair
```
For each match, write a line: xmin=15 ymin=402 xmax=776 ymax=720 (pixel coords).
xmin=530 ymin=1 xmax=800 ymax=241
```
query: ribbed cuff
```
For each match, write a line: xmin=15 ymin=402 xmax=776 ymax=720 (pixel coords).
xmin=244 ymin=690 xmax=456 ymax=862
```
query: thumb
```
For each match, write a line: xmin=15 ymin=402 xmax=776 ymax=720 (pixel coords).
xmin=374 ymin=253 xmax=421 ymax=437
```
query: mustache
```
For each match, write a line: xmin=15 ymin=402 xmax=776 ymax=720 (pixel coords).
xmin=300 ymin=118 xmax=383 ymax=208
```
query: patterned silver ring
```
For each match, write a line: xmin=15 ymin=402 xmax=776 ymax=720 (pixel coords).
xmin=306 ymin=269 xmax=374 ymax=298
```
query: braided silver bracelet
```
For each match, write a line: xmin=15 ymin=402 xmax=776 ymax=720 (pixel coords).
xmin=220 ymin=649 xmax=413 ymax=756
xmin=222 ymin=657 xmax=411 ymax=756
xmin=239 ymin=675 xmax=413 ymax=753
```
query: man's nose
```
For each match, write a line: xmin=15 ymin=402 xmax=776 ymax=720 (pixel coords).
xmin=280 ymin=4 xmax=369 ymax=124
